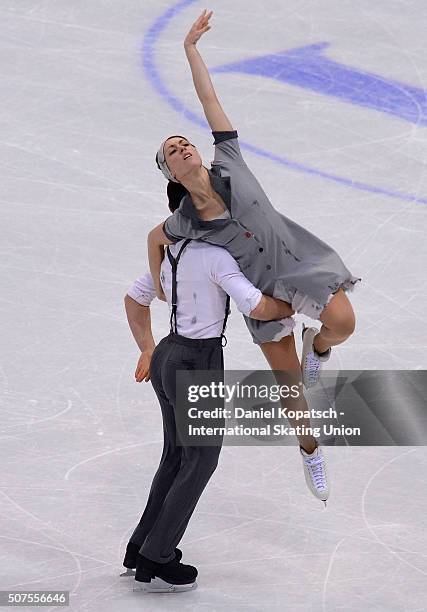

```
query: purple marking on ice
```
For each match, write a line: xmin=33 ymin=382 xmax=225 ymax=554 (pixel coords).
xmin=142 ymin=0 xmax=427 ymax=205
xmin=211 ymin=42 xmax=427 ymax=126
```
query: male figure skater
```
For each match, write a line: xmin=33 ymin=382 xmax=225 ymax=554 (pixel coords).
xmin=123 ymin=234 xmax=296 ymax=592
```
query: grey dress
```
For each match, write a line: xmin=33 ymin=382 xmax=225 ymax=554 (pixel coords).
xmin=163 ymin=131 xmax=361 ymax=345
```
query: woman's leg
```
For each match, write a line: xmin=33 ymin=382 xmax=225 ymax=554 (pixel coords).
xmin=260 ymin=333 xmax=317 ymax=454
xmin=313 ymin=288 xmax=356 ymax=355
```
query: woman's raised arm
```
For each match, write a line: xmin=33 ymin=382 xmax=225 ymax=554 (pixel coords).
xmin=184 ymin=10 xmax=234 ymax=132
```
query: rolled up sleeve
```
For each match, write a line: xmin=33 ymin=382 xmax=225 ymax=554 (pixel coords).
xmin=163 ymin=211 xmax=211 ymax=243
xmin=162 ymin=214 xmax=184 ymax=244
xmin=210 ymin=248 xmax=262 ymax=316
xmin=212 ymin=130 xmax=246 ymax=166
xmin=127 ymin=271 xmax=156 ymax=306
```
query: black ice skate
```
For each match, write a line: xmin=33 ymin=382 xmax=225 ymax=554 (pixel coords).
xmin=121 ymin=542 xmax=182 ymax=575
xmin=133 ymin=554 xmax=198 ymax=593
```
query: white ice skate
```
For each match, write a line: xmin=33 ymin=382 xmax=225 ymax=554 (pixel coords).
xmin=301 ymin=324 xmax=331 ymax=389
xmin=300 ymin=444 xmax=330 ymax=506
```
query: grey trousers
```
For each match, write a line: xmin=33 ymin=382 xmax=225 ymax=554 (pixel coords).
xmin=130 ymin=333 xmax=224 ymax=564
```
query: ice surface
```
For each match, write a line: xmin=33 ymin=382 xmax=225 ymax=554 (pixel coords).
xmin=1 ymin=1 xmax=427 ymax=610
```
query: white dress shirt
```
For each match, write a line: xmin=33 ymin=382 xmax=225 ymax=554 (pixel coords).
xmin=127 ymin=240 xmax=262 ymax=339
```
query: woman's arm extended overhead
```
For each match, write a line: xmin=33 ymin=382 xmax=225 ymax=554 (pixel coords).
xmin=184 ymin=10 xmax=234 ymax=132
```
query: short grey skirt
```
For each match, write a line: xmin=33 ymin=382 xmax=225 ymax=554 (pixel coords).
xmin=269 ymin=282 xmax=357 ymax=343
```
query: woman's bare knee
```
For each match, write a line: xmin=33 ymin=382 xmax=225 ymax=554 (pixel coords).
xmin=320 ymin=290 xmax=356 ymax=338
xmin=338 ymin=311 xmax=356 ymax=337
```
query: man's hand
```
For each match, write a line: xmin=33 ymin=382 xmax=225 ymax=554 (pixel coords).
xmin=184 ymin=9 xmax=213 ymax=48
xmin=135 ymin=347 xmax=155 ymax=383
xmin=250 ymin=295 xmax=295 ymax=321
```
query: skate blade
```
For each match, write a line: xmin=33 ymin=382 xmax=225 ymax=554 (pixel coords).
xmin=120 ymin=568 xmax=136 ymax=577
xmin=310 ymin=496 xmax=328 ymax=507
xmin=133 ymin=577 xmax=197 ymax=593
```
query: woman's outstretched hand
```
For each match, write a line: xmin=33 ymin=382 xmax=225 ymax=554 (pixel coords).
xmin=184 ymin=9 xmax=213 ymax=48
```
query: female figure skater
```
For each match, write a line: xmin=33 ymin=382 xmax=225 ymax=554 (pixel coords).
xmin=148 ymin=11 xmax=360 ymax=500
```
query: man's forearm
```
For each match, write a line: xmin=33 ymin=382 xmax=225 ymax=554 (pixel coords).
xmin=124 ymin=295 xmax=155 ymax=352
xmin=250 ymin=295 xmax=295 ymax=321
xmin=184 ymin=44 xmax=217 ymax=104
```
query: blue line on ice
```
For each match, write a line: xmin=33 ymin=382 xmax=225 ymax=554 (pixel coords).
xmin=212 ymin=42 xmax=427 ymax=127
xmin=142 ymin=0 xmax=427 ymax=205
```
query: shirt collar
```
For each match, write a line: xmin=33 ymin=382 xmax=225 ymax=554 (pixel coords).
xmin=179 ymin=166 xmax=231 ymax=220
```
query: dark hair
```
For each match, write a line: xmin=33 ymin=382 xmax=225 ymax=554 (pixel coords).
xmin=165 ymin=165 xmax=209 ymax=212
xmin=167 ymin=181 xmax=188 ymax=213
xmin=155 ymin=135 xmax=190 ymax=213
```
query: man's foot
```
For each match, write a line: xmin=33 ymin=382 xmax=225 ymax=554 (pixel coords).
xmin=301 ymin=324 xmax=331 ymax=389
xmin=123 ymin=542 xmax=182 ymax=570
xmin=300 ymin=443 xmax=330 ymax=505
xmin=134 ymin=554 xmax=198 ymax=593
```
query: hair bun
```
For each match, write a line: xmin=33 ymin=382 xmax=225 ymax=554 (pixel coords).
xmin=167 ymin=181 xmax=188 ymax=213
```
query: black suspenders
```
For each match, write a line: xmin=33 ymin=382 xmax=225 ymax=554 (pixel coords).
xmin=221 ymin=295 xmax=230 ymax=346
xmin=166 ymin=239 xmax=191 ymax=335
xmin=165 ymin=240 xmax=231 ymax=345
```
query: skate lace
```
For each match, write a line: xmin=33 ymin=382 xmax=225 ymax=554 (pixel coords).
xmin=304 ymin=352 xmax=320 ymax=385
xmin=304 ymin=454 xmax=327 ymax=490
